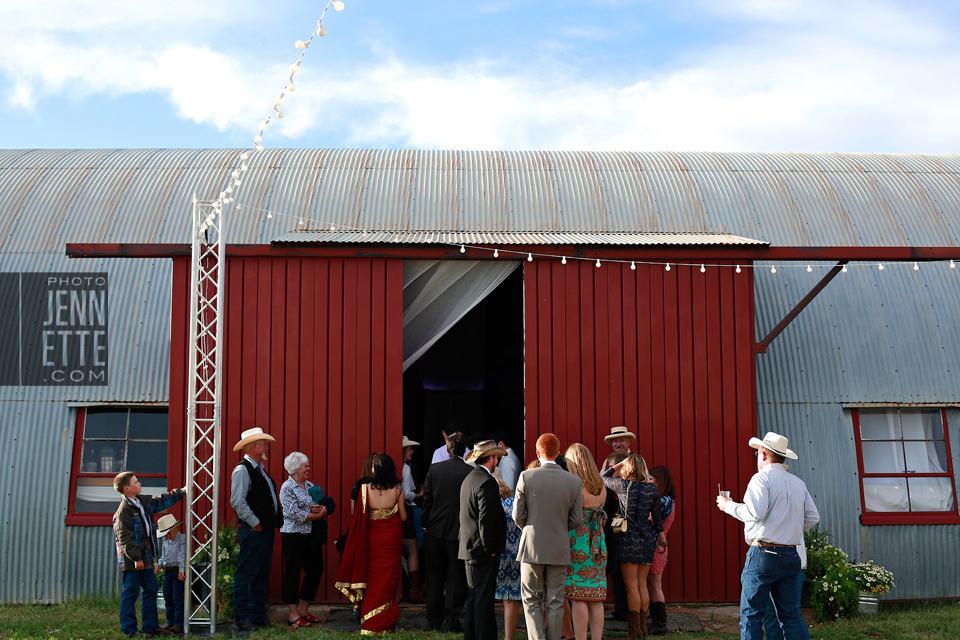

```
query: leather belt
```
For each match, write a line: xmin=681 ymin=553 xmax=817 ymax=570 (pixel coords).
xmin=751 ymin=541 xmax=795 ymax=548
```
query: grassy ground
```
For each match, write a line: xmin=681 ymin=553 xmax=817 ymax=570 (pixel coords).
xmin=0 ymin=597 xmax=958 ymax=640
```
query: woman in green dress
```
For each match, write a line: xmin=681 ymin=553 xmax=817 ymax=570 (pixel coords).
xmin=564 ymin=444 xmax=608 ymax=640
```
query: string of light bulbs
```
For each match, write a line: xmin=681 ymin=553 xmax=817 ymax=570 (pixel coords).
xmin=194 ymin=0 xmax=346 ymax=237
xmin=239 ymin=203 xmax=960 ymax=274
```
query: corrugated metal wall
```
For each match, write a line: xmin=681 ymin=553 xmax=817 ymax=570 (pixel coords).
xmin=524 ymin=260 xmax=757 ymax=602
xmin=168 ymin=257 xmax=405 ymax=603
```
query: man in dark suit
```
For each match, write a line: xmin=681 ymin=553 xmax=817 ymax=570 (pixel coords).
xmin=421 ymin=433 xmax=472 ymax=631
xmin=459 ymin=441 xmax=508 ymax=640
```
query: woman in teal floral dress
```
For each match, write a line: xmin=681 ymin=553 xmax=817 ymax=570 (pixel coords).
xmin=564 ymin=444 xmax=608 ymax=640
xmin=495 ymin=477 xmax=523 ymax=640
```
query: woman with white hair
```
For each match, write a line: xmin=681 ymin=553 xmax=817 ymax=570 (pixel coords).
xmin=279 ymin=451 xmax=331 ymax=627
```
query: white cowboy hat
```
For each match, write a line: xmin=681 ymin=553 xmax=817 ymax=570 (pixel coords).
xmin=467 ymin=440 xmax=508 ymax=461
xmin=603 ymin=426 xmax=637 ymax=444
xmin=402 ymin=435 xmax=420 ymax=448
xmin=156 ymin=514 xmax=182 ymax=537
xmin=233 ymin=427 xmax=276 ymax=452
xmin=749 ymin=432 xmax=798 ymax=460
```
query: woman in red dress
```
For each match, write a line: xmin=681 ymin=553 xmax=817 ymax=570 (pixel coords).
xmin=336 ymin=453 xmax=407 ymax=634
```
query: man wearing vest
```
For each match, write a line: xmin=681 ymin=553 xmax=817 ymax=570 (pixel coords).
xmin=230 ymin=428 xmax=283 ymax=632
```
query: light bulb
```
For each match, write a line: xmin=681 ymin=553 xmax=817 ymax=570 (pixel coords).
xmin=267 ymin=212 xmax=273 ymax=219
xmin=460 ymin=245 xmax=465 ymax=253
xmin=232 ymin=171 xmax=240 ymax=179
xmin=192 ymin=197 xmax=197 ymax=204
xmin=493 ymin=249 xmax=499 ymax=258
xmin=259 ymin=122 xmax=267 ymax=131
xmin=664 ymin=263 xmax=670 ymax=272
xmin=234 ymin=179 xmax=241 ymax=185
xmin=771 ymin=265 xmax=777 ymax=274
xmin=807 ymin=265 xmax=812 ymax=273
xmin=330 ymin=225 xmax=336 ymax=231
xmin=334 ymin=1 xmax=344 ymax=11
xmin=226 ymin=187 xmax=233 ymax=194
xmin=878 ymin=263 xmax=884 ymax=270
xmin=913 ymin=262 xmax=919 ymax=271
xmin=596 ymin=259 xmax=601 ymax=268
xmin=735 ymin=265 xmax=741 ymax=273
xmin=241 ymin=164 xmax=248 ymax=172
xmin=290 ymin=64 xmax=299 ymax=74
xmin=256 ymin=144 xmax=264 ymax=152
xmin=295 ymin=40 xmax=305 ymax=50
xmin=288 ymin=83 xmax=297 ymax=92
xmin=298 ymin=218 xmax=304 ymax=228
xmin=277 ymin=111 xmax=284 ymax=118
xmin=275 ymin=98 xmax=283 ymax=106
xmin=700 ymin=264 xmax=706 ymax=273
xmin=236 ymin=205 xmax=241 ymax=210
xmin=561 ymin=256 xmax=567 ymax=265
xmin=841 ymin=265 xmax=848 ymax=273
xmin=254 ymin=135 xmax=262 ymax=144
xmin=631 ymin=262 xmax=636 ymax=270
xmin=318 ymin=26 xmax=327 ymax=37
xmin=240 ymin=153 xmax=250 ymax=161
xmin=527 ymin=253 xmax=533 ymax=262
xmin=951 ymin=260 xmax=956 ymax=269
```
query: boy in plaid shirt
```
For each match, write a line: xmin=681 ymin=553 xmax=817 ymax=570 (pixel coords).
xmin=113 ymin=472 xmax=185 ymax=637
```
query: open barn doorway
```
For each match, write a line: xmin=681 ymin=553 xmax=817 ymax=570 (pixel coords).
xmin=402 ymin=263 xmax=525 ymax=482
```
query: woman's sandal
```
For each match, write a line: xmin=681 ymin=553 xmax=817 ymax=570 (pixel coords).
xmin=299 ymin=612 xmax=322 ymax=623
xmin=288 ymin=617 xmax=312 ymax=628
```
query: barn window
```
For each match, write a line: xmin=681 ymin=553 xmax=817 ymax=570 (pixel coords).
xmin=853 ymin=408 xmax=960 ymax=525
xmin=66 ymin=406 xmax=169 ymax=526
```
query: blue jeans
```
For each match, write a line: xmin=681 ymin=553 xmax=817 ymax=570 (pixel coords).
xmin=740 ymin=547 xmax=809 ymax=640
xmin=234 ymin=523 xmax=275 ymax=625
xmin=763 ymin=569 xmax=804 ymax=640
xmin=120 ymin=569 xmax=160 ymax=636
xmin=162 ymin=569 xmax=185 ymax=628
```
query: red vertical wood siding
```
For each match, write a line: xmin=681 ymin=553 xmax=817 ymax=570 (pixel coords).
xmin=171 ymin=257 xmax=404 ymax=603
xmin=524 ymin=260 xmax=757 ymax=603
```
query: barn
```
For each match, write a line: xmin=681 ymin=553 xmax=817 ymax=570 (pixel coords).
xmin=2 ymin=149 xmax=959 ymax=605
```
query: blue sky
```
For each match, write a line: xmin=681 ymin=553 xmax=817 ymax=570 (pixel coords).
xmin=2 ymin=0 xmax=959 ymax=152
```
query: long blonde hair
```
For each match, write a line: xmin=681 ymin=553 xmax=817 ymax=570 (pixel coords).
xmin=564 ymin=443 xmax=604 ymax=496
xmin=620 ymin=453 xmax=650 ymax=484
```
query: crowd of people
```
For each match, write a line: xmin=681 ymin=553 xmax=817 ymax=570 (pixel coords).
xmin=110 ymin=425 xmax=820 ymax=640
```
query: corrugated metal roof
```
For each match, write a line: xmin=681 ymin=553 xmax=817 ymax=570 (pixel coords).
xmin=271 ymin=230 xmax=768 ymax=246
xmin=2 ymin=150 xmax=959 ymax=247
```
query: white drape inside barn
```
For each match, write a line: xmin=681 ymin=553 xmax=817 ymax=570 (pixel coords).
xmin=402 ymin=260 xmax=519 ymax=372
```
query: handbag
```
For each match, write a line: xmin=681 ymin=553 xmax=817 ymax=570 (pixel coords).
xmin=610 ymin=492 xmax=628 ymax=533
xmin=334 ymin=527 xmax=350 ymax=554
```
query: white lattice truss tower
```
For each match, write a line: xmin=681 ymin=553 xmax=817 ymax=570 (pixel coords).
xmin=184 ymin=199 xmax=226 ymax=635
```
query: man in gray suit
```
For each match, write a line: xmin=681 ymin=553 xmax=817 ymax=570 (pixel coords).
xmin=513 ymin=433 xmax=583 ymax=640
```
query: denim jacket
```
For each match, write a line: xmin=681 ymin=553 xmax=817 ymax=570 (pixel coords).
xmin=113 ymin=490 xmax=185 ymax=571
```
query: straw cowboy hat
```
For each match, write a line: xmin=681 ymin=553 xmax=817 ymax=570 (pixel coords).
xmin=233 ymin=427 xmax=276 ymax=452
xmin=603 ymin=426 xmax=637 ymax=444
xmin=402 ymin=435 xmax=420 ymax=448
xmin=467 ymin=440 xmax=508 ymax=461
xmin=156 ymin=514 xmax=182 ymax=537
xmin=749 ymin=432 xmax=798 ymax=460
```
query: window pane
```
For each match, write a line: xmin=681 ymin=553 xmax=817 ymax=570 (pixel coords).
xmin=862 ymin=441 xmax=905 ymax=473
xmin=904 ymin=441 xmax=949 ymax=474
xmin=859 ymin=410 xmax=900 ymax=440
xmin=908 ymin=477 xmax=957 ymax=512
xmin=900 ymin=409 xmax=943 ymax=440
xmin=84 ymin=409 xmax=127 ymax=439
xmin=80 ymin=440 xmax=126 ymax=474
xmin=130 ymin=409 xmax=168 ymax=440
xmin=127 ymin=441 xmax=167 ymax=474
xmin=863 ymin=477 xmax=908 ymax=512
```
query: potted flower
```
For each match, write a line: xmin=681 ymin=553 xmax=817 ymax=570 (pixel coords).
xmin=848 ymin=561 xmax=895 ymax=615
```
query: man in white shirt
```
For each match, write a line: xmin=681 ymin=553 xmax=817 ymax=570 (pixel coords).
xmin=493 ymin=432 xmax=521 ymax=492
xmin=717 ymin=432 xmax=819 ymax=640
xmin=432 ymin=430 xmax=463 ymax=464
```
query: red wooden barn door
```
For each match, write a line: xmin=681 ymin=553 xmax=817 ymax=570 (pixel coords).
xmin=170 ymin=256 xmax=404 ymax=603
xmin=524 ymin=260 xmax=757 ymax=603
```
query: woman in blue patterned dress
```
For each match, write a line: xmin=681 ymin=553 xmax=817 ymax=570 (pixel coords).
xmin=495 ymin=476 xmax=523 ymax=640
xmin=564 ymin=444 xmax=608 ymax=640
xmin=601 ymin=454 xmax=665 ymax=639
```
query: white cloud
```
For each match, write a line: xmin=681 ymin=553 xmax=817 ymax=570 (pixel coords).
xmin=1 ymin=0 xmax=958 ymax=152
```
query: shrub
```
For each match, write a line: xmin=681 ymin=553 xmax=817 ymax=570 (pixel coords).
xmin=849 ymin=560 xmax=895 ymax=595
xmin=215 ymin=523 xmax=240 ymax=621
xmin=803 ymin=527 xmax=860 ymax=621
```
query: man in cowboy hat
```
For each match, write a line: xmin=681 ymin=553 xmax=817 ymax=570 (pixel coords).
xmin=717 ymin=432 xmax=820 ymax=640
xmin=604 ymin=426 xmax=636 ymax=454
xmin=229 ymin=427 xmax=282 ymax=632
xmin=401 ymin=435 xmax=426 ymax=603
xmin=459 ymin=440 xmax=508 ymax=640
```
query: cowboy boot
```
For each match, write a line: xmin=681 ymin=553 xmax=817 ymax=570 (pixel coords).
xmin=639 ymin=609 xmax=649 ymax=637
xmin=408 ymin=570 xmax=426 ymax=604
xmin=627 ymin=611 xmax=643 ymax=639
xmin=647 ymin=602 xmax=667 ymax=635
